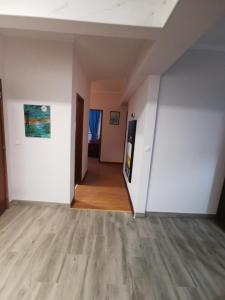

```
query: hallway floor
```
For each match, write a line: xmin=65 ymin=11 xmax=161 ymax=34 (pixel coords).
xmin=1 ymin=202 xmax=225 ymax=299
xmin=72 ymin=158 xmax=132 ymax=212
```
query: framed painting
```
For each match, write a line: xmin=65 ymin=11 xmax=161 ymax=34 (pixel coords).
xmin=24 ymin=104 xmax=51 ymax=138
xmin=109 ymin=111 xmax=120 ymax=125
xmin=125 ymin=120 xmax=137 ymax=182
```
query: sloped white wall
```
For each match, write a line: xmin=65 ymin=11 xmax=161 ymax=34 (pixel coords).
xmin=147 ymin=50 xmax=225 ymax=214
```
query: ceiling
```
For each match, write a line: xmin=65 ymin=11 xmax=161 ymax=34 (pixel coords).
xmin=91 ymin=78 xmax=127 ymax=94
xmin=75 ymin=35 xmax=149 ymax=81
xmin=123 ymin=0 xmax=225 ymax=102
xmin=0 ymin=0 xmax=179 ymax=28
xmin=0 ymin=0 xmax=225 ymax=102
xmin=0 ymin=28 xmax=149 ymax=82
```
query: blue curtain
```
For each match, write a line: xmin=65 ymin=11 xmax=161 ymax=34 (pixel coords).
xmin=89 ymin=110 xmax=100 ymax=140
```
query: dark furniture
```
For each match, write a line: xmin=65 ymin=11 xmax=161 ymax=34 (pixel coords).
xmin=217 ymin=178 xmax=225 ymax=229
xmin=88 ymin=139 xmax=101 ymax=158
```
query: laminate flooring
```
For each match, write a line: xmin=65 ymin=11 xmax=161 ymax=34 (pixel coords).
xmin=73 ymin=158 xmax=132 ymax=212
xmin=0 ymin=202 xmax=225 ymax=299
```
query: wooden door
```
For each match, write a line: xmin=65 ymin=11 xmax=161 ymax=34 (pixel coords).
xmin=217 ymin=178 xmax=225 ymax=229
xmin=0 ymin=80 xmax=8 ymax=215
xmin=75 ymin=94 xmax=84 ymax=185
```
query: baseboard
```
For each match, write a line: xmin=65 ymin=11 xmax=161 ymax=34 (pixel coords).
xmin=100 ymin=160 xmax=123 ymax=165
xmin=146 ymin=211 xmax=216 ymax=219
xmin=11 ymin=199 xmax=70 ymax=208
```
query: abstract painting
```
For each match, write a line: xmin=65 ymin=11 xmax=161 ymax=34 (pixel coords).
xmin=109 ymin=111 xmax=120 ymax=125
xmin=125 ymin=120 xmax=137 ymax=182
xmin=24 ymin=105 xmax=51 ymax=138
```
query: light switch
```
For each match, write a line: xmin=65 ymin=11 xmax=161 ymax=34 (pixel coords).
xmin=15 ymin=140 xmax=21 ymax=145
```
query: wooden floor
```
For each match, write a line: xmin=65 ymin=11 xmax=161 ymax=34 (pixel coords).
xmin=73 ymin=158 xmax=132 ymax=212
xmin=1 ymin=202 xmax=225 ymax=299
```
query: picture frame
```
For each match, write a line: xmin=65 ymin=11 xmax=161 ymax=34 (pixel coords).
xmin=24 ymin=104 xmax=51 ymax=138
xmin=125 ymin=120 xmax=137 ymax=182
xmin=109 ymin=111 xmax=120 ymax=125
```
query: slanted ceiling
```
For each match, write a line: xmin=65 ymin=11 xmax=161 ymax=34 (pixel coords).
xmin=0 ymin=0 xmax=179 ymax=28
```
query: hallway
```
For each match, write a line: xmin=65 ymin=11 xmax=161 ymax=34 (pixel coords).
xmin=72 ymin=158 xmax=132 ymax=212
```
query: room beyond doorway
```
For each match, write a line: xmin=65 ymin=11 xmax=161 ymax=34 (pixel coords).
xmin=88 ymin=109 xmax=103 ymax=159
xmin=72 ymin=158 xmax=132 ymax=212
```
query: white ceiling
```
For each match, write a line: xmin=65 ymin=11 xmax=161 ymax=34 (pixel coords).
xmin=0 ymin=0 xmax=179 ymax=28
xmin=91 ymin=78 xmax=127 ymax=94
xmin=0 ymin=28 xmax=148 ymax=82
xmin=0 ymin=0 xmax=225 ymax=102
xmin=75 ymin=35 xmax=148 ymax=81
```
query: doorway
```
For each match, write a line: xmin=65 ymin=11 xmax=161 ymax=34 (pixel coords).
xmin=88 ymin=109 xmax=103 ymax=160
xmin=72 ymin=105 xmax=132 ymax=212
xmin=0 ymin=79 xmax=8 ymax=215
xmin=75 ymin=94 xmax=84 ymax=185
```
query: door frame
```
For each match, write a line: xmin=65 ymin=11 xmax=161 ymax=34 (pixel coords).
xmin=75 ymin=93 xmax=84 ymax=185
xmin=0 ymin=79 xmax=9 ymax=215
xmin=89 ymin=109 xmax=103 ymax=161
xmin=217 ymin=177 xmax=225 ymax=229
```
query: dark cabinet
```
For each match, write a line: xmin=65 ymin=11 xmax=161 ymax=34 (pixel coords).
xmin=88 ymin=140 xmax=101 ymax=158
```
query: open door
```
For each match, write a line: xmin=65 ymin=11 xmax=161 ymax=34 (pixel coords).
xmin=0 ymin=79 xmax=8 ymax=215
xmin=75 ymin=94 xmax=84 ymax=185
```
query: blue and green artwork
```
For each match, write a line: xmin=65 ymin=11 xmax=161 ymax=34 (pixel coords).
xmin=24 ymin=105 xmax=51 ymax=138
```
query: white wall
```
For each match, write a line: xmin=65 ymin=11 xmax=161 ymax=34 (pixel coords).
xmin=90 ymin=90 xmax=127 ymax=163
xmin=123 ymin=76 xmax=160 ymax=214
xmin=147 ymin=50 xmax=225 ymax=214
xmin=4 ymin=37 xmax=73 ymax=204
xmin=70 ymin=45 xmax=90 ymax=200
